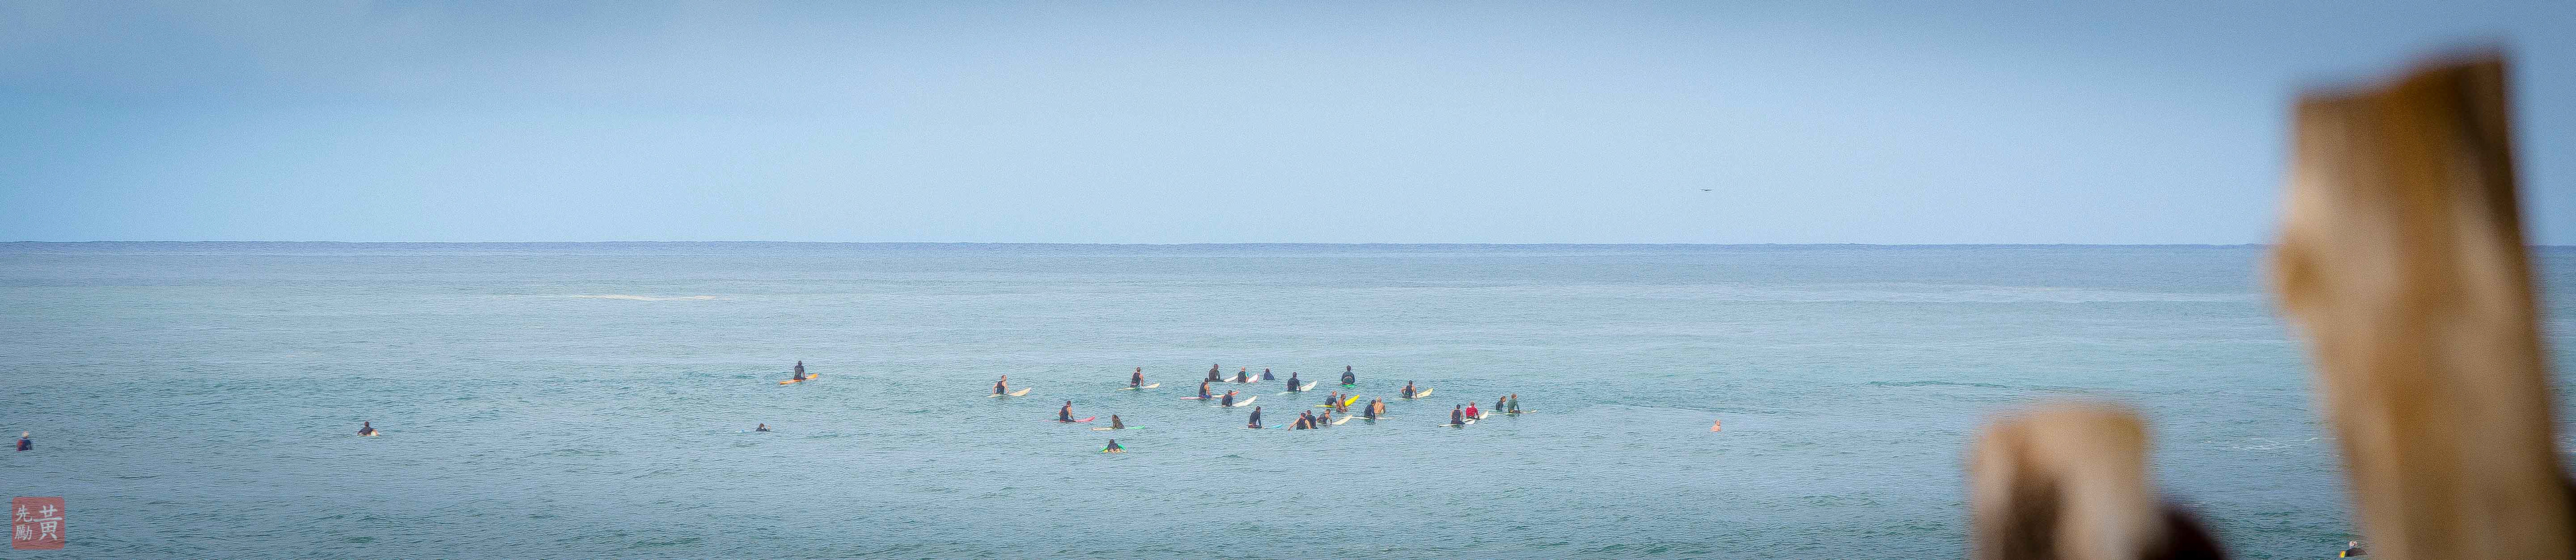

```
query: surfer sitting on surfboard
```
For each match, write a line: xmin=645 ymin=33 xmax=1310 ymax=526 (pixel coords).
xmin=1294 ymin=411 xmax=1313 ymax=430
xmin=1104 ymin=439 xmax=1124 ymax=453
xmin=1108 ymin=415 xmax=1124 ymax=429
xmin=791 ymin=360 xmax=807 ymax=381
xmin=1285 ymin=372 xmax=1301 ymax=391
xmin=993 ymin=376 xmax=1010 ymax=396
xmin=1129 ymin=368 xmax=1143 ymax=388
xmin=1366 ymin=399 xmax=1385 ymax=419
xmin=1449 ymin=405 xmax=1464 ymax=426
xmin=1507 ymin=394 xmax=1521 ymax=414
xmin=1220 ymin=390 xmax=1238 ymax=407
xmin=1205 ymin=363 xmax=1222 ymax=383
xmin=1341 ymin=366 xmax=1356 ymax=386
xmin=1059 ymin=401 xmax=1076 ymax=422
xmin=1232 ymin=368 xmax=1251 ymax=383
xmin=1465 ymin=402 xmax=1481 ymax=420
xmin=1261 ymin=368 xmax=1275 ymax=381
xmin=1317 ymin=410 xmax=1332 ymax=427
xmin=358 ymin=421 xmax=377 ymax=437
xmin=1246 ymin=406 xmax=1263 ymax=429
xmin=1401 ymin=382 xmax=1417 ymax=399
xmin=1197 ymin=382 xmax=1213 ymax=399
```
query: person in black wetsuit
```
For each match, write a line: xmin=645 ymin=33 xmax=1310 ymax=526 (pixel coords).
xmin=15 ymin=432 xmax=30 ymax=451
xmin=1104 ymin=439 xmax=1124 ymax=453
xmin=1220 ymin=390 xmax=1236 ymax=407
xmin=1449 ymin=405 xmax=1464 ymax=426
xmin=1246 ymin=406 xmax=1263 ymax=429
xmin=1232 ymin=368 xmax=1251 ymax=383
xmin=1365 ymin=399 xmax=1383 ymax=419
xmin=1401 ymin=382 xmax=1417 ymax=399
xmin=1130 ymin=368 xmax=1144 ymax=388
xmin=1058 ymin=401 xmax=1075 ymax=422
xmin=1197 ymin=382 xmax=1213 ymax=398
xmin=1340 ymin=366 xmax=1356 ymax=386
xmin=755 ymin=423 xmax=770 ymax=432
xmin=1260 ymin=368 xmax=1275 ymax=381
xmin=1108 ymin=414 xmax=1124 ymax=429
xmin=994 ymin=376 xmax=1009 ymax=395
xmin=1205 ymin=363 xmax=1222 ymax=382
xmin=1285 ymin=371 xmax=1302 ymax=391
xmin=1295 ymin=411 xmax=1313 ymax=430
xmin=358 ymin=421 xmax=376 ymax=436
xmin=792 ymin=360 xmax=807 ymax=381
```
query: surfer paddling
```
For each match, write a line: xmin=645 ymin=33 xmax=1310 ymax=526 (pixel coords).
xmin=1103 ymin=439 xmax=1125 ymax=453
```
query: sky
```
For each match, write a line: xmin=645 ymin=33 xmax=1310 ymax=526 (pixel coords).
xmin=1 ymin=1 xmax=2570 ymax=244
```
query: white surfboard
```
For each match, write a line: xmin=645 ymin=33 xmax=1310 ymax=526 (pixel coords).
xmin=1118 ymin=382 xmax=1161 ymax=390
xmin=1399 ymin=388 xmax=1434 ymax=400
xmin=1214 ymin=396 xmax=1257 ymax=408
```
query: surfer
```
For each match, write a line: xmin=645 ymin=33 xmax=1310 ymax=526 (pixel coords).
xmin=1465 ymin=402 xmax=1481 ymax=420
xmin=1508 ymin=394 xmax=1521 ymax=413
xmin=1197 ymin=382 xmax=1214 ymax=398
xmin=1295 ymin=410 xmax=1314 ymax=430
xmin=15 ymin=432 xmax=30 ymax=451
xmin=1323 ymin=390 xmax=1341 ymax=408
xmin=1366 ymin=398 xmax=1384 ymax=419
xmin=1220 ymin=390 xmax=1238 ymax=407
xmin=755 ymin=423 xmax=770 ymax=432
xmin=1285 ymin=371 xmax=1303 ymax=391
xmin=1109 ymin=414 xmax=1124 ymax=429
xmin=1059 ymin=401 xmax=1075 ymax=422
xmin=1401 ymin=382 xmax=1417 ymax=399
xmin=1340 ymin=366 xmax=1356 ymax=386
xmin=1334 ymin=396 xmax=1348 ymax=413
xmin=358 ymin=421 xmax=376 ymax=436
xmin=994 ymin=376 xmax=1010 ymax=396
xmin=1317 ymin=410 xmax=1332 ymax=427
xmin=1261 ymin=368 xmax=1275 ymax=381
xmin=1104 ymin=439 xmax=1125 ymax=453
xmin=1205 ymin=363 xmax=1222 ymax=382
xmin=1130 ymin=368 xmax=1143 ymax=388
xmin=1246 ymin=406 xmax=1263 ymax=429
xmin=1232 ymin=368 xmax=1252 ymax=383
xmin=2340 ymin=541 xmax=2365 ymax=557
xmin=792 ymin=360 xmax=807 ymax=381
xmin=1449 ymin=405 xmax=1464 ymax=426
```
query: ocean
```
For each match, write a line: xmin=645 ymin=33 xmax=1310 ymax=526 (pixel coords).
xmin=2 ymin=243 xmax=2569 ymax=559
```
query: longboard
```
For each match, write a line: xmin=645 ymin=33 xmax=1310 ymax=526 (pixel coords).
xmin=779 ymin=374 xmax=820 ymax=385
xmin=1055 ymin=416 xmax=1096 ymax=423
xmin=987 ymin=387 xmax=1032 ymax=398
xmin=1280 ymin=381 xmax=1320 ymax=394
xmin=1089 ymin=427 xmax=1140 ymax=431
xmin=1181 ymin=396 xmax=1214 ymax=400
xmin=1399 ymin=388 xmax=1434 ymax=400
xmin=360 ymin=431 xmax=381 ymax=437
xmin=1214 ymin=396 xmax=1257 ymax=408
xmin=1332 ymin=415 xmax=1354 ymax=425
xmin=1120 ymin=383 xmax=1161 ymax=390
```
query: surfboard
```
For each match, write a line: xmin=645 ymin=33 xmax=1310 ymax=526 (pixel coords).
xmin=779 ymin=374 xmax=819 ymax=385
xmin=1341 ymin=384 xmax=1356 ymax=388
xmin=1214 ymin=396 xmax=1257 ymax=408
xmin=1299 ymin=381 xmax=1319 ymax=391
xmin=987 ymin=387 xmax=1032 ymax=398
xmin=360 ymin=431 xmax=381 ymax=437
xmin=1438 ymin=423 xmax=1461 ymax=427
xmin=1055 ymin=416 xmax=1095 ymax=423
xmin=1399 ymin=388 xmax=1434 ymax=400
xmin=1332 ymin=415 xmax=1354 ymax=425
xmin=1089 ymin=426 xmax=1140 ymax=431
xmin=1120 ymin=383 xmax=1161 ymax=390
xmin=1181 ymin=395 xmax=1214 ymax=400
xmin=1102 ymin=448 xmax=1125 ymax=453
xmin=1464 ymin=418 xmax=1477 ymax=425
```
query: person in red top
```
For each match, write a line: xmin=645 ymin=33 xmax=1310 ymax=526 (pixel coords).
xmin=1464 ymin=402 xmax=1481 ymax=420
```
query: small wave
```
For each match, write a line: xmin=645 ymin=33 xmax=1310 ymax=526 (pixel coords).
xmin=1866 ymin=380 xmax=2012 ymax=389
xmin=566 ymin=294 xmax=719 ymax=301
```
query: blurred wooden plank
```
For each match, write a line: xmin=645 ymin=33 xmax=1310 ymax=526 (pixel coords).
xmin=2270 ymin=52 xmax=2571 ymax=560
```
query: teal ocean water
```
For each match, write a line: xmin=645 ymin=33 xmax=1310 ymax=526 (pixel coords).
xmin=2 ymin=243 xmax=2569 ymax=559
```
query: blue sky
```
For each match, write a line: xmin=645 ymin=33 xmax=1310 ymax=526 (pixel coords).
xmin=2 ymin=1 xmax=2569 ymax=243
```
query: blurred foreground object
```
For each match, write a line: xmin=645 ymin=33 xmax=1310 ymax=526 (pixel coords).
xmin=2270 ymin=51 xmax=2570 ymax=560
xmin=1967 ymin=52 xmax=2565 ymax=560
